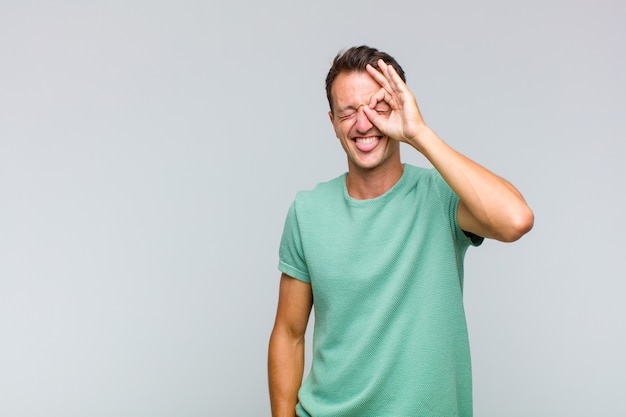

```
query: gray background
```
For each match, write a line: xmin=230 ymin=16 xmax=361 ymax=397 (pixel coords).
xmin=1 ymin=0 xmax=624 ymax=416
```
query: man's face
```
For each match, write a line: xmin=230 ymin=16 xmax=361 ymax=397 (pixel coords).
xmin=328 ymin=71 xmax=399 ymax=172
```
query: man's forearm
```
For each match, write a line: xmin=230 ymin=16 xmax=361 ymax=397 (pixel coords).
xmin=268 ymin=331 xmax=305 ymax=417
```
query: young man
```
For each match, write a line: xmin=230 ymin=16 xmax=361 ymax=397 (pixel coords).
xmin=268 ymin=45 xmax=533 ymax=417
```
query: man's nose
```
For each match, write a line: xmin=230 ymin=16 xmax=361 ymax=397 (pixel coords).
xmin=355 ymin=106 xmax=373 ymax=133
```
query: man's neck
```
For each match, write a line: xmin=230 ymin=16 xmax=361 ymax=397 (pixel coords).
xmin=346 ymin=160 xmax=404 ymax=200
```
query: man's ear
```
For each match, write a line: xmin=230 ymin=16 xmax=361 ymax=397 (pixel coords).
xmin=328 ymin=110 xmax=338 ymax=138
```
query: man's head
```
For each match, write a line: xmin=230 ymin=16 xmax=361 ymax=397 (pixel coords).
xmin=326 ymin=46 xmax=407 ymax=174
xmin=325 ymin=45 xmax=406 ymax=114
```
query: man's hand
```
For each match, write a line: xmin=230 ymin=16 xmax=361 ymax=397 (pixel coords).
xmin=362 ymin=59 xmax=429 ymax=151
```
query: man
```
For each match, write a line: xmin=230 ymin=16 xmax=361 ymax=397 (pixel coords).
xmin=268 ymin=46 xmax=533 ymax=417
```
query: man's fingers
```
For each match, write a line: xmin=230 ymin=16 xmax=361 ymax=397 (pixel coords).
xmin=378 ymin=59 xmax=407 ymax=94
xmin=367 ymin=60 xmax=411 ymax=103
xmin=375 ymin=60 xmax=399 ymax=91
xmin=366 ymin=63 xmax=393 ymax=94
xmin=368 ymin=88 xmax=389 ymax=109
xmin=362 ymin=105 xmax=386 ymax=131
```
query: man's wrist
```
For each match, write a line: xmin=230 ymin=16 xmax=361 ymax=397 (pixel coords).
xmin=407 ymin=125 xmax=438 ymax=154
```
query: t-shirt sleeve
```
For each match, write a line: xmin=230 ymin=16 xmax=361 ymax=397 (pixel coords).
xmin=432 ymin=170 xmax=484 ymax=248
xmin=278 ymin=200 xmax=311 ymax=283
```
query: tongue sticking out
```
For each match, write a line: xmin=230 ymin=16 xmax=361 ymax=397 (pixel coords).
xmin=354 ymin=137 xmax=380 ymax=152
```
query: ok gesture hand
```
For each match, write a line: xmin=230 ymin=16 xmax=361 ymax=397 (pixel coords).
xmin=362 ymin=59 xmax=429 ymax=151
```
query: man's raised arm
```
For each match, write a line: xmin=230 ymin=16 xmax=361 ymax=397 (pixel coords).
xmin=363 ymin=59 xmax=534 ymax=241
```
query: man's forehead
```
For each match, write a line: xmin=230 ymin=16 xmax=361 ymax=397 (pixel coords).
xmin=332 ymin=71 xmax=380 ymax=108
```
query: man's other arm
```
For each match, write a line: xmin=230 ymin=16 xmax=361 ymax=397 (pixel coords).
xmin=268 ymin=273 xmax=313 ymax=417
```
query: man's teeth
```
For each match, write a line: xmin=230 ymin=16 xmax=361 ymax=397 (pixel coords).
xmin=355 ymin=137 xmax=379 ymax=144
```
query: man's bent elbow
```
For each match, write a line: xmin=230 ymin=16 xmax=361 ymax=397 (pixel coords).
xmin=497 ymin=207 xmax=534 ymax=242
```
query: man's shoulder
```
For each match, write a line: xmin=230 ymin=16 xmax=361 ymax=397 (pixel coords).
xmin=295 ymin=172 xmax=346 ymax=203
xmin=403 ymin=163 xmax=436 ymax=180
xmin=403 ymin=164 xmax=449 ymax=191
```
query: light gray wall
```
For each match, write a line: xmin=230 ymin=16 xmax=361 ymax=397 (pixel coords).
xmin=1 ymin=0 xmax=624 ymax=416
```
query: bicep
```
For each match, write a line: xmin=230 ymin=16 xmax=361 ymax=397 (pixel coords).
xmin=273 ymin=273 xmax=313 ymax=339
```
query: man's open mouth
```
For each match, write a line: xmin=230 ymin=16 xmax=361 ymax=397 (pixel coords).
xmin=353 ymin=136 xmax=382 ymax=152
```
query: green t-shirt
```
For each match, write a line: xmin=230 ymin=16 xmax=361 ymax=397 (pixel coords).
xmin=279 ymin=164 xmax=482 ymax=417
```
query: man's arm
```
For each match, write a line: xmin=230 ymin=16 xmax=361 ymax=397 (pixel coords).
xmin=408 ymin=127 xmax=533 ymax=242
xmin=268 ymin=273 xmax=313 ymax=417
xmin=363 ymin=60 xmax=534 ymax=242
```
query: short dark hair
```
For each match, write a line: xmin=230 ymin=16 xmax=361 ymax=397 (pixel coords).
xmin=325 ymin=45 xmax=406 ymax=113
